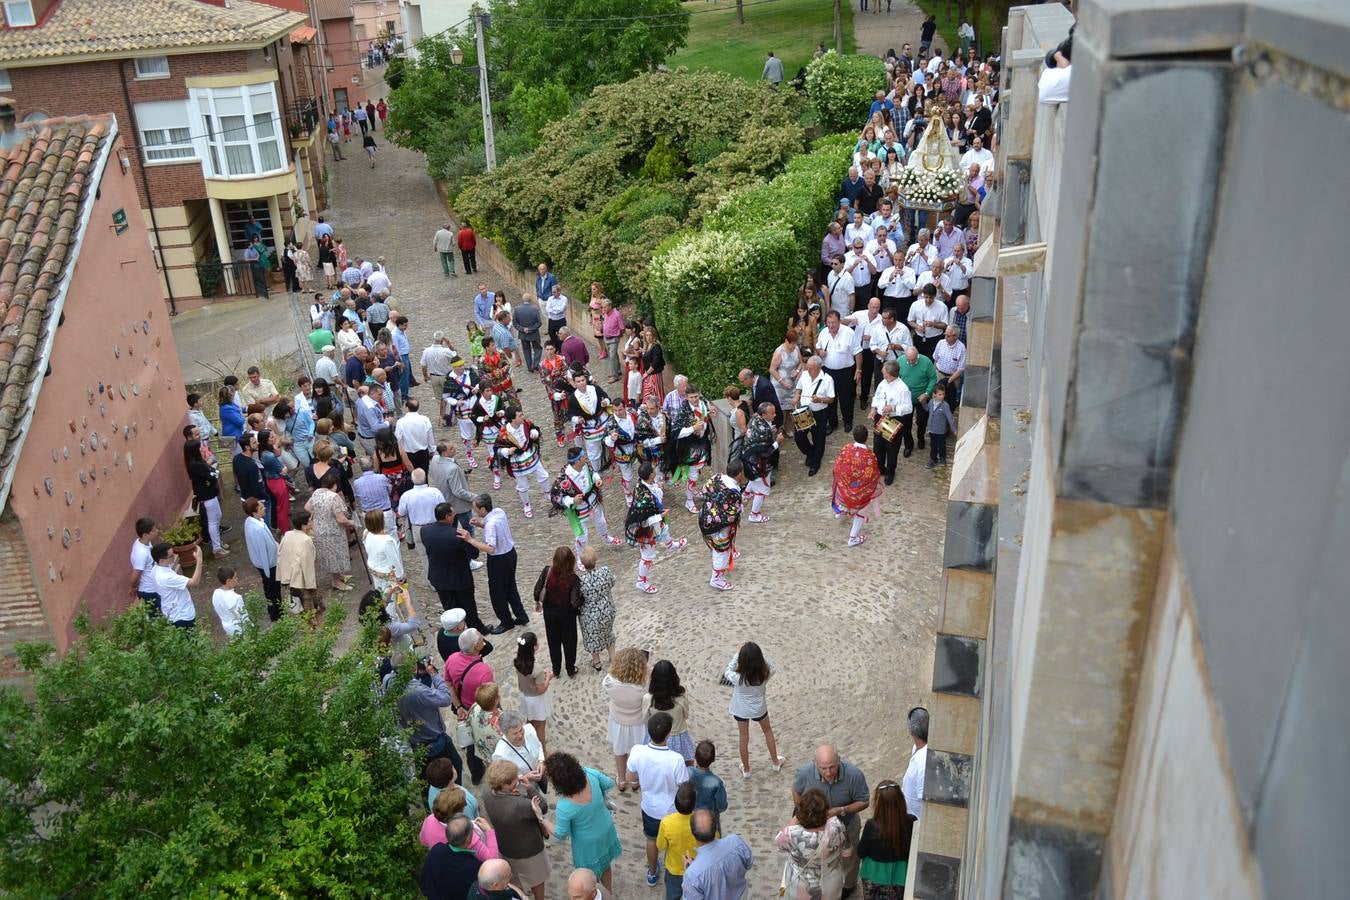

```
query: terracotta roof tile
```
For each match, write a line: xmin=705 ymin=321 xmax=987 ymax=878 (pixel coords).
xmin=0 ymin=115 xmax=110 ymax=479
xmin=0 ymin=0 xmax=306 ymax=64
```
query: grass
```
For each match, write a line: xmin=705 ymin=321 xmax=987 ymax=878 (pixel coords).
xmin=914 ymin=0 xmax=1009 ymax=59
xmin=670 ymin=0 xmax=856 ymax=83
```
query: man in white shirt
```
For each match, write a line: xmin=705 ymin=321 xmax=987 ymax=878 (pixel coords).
xmin=902 ymin=707 xmax=929 ymax=818
xmin=960 ymin=135 xmax=994 ymax=174
xmin=908 ymin=284 xmax=950 ymax=358
xmin=876 ymin=257 xmax=917 ymax=318
xmin=151 ymin=542 xmax=204 ymax=628
xmin=915 ymin=258 xmax=952 ymax=305
xmin=863 ymin=224 xmax=897 ymax=277
xmin=792 ymin=356 xmax=835 ymax=476
xmin=394 ymin=397 xmax=436 ymax=472
xmin=545 ymin=284 xmax=570 ymax=349
xmin=816 ymin=311 xmax=860 ymax=434
xmin=904 ymin=229 xmax=938 ymax=276
xmin=211 ymin=566 xmax=249 ymax=637
xmin=314 ymin=344 xmax=340 ymax=385
xmin=129 ymin=517 xmax=160 ymax=615
xmin=843 ymin=210 xmax=873 ymax=249
xmin=824 ymin=255 xmax=855 ymax=318
xmin=419 ymin=331 xmax=459 ymax=418
xmin=870 ymin=360 xmax=913 ymax=484
xmin=843 ymin=297 xmax=886 ymax=410
xmin=397 ymin=468 xmax=445 ymax=552
xmin=459 ymin=492 xmax=529 ymax=633
xmin=843 ymin=239 xmax=878 ymax=310
xmin=926 ymin=49 xmax=945 ymax=76
xmin=944 ymin=243 xmax=973 ymax=298
xmin=367 ymin=266 xmax=391 ymax=297
xmin=869 ymin=199 xmax=904 ymax=246
xmin=628 ymin=711 xmax=691 ymax=887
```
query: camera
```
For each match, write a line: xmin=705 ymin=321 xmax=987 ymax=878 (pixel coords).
xmin=1046 ymin=24 xmax=1073 ymax=69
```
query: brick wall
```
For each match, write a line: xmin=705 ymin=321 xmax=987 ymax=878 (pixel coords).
xmin=8 ymin=51 xmax=253 ymax=208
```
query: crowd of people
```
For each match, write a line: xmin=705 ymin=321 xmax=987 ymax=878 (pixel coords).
xmin=123 ymin=26 xmax=996 ymax=898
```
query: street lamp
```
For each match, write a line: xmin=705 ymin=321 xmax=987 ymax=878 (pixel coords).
xmin=448 ymin=5 xmax=497 ymax=170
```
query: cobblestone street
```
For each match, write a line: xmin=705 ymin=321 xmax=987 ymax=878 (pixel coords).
xmin=322 ymin=99 xmax=947 ymax=895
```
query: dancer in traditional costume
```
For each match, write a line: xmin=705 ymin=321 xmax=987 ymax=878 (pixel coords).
xmin=538 ymin=343 xmax=570 ymax=447
xmin=479 ymin=334 xmax=514 ymax=397
xmin=473 ymin=384 xmax=507 ymax=489
xmin=740 ymin=402 xmax=780 ymax=524
xmin=635 ymin=394 xmax=667 ymax=486
xmin=666 ymin=383 xmax=714 ymax=514
xmin=623 ymin=462 xmax=687 ymax=594
xmin=550 ymin=447 xmax=622 ymax=558
xmin=445 ymin=358 xmax=481 ymax=468
xmin=604 ymin=398 xmax=639 ymax=504
xmin=495 ymin=406 xmax=549 ymax=518
xmin=831 ymin=426 xmax=884 ymax=548
xmin=699 ymin=460 xmax=745 ymax=592
xmin=565 ymin=371 xmax=610 ymax=473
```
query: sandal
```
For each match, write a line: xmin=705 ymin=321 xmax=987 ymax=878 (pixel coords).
xmin=739 ymin=764 xmax=751 ymax=780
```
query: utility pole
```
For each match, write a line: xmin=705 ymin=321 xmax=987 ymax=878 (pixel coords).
xmin=472 ymin=4 xmax=497 ymax=170
xmin=834 ymin=0 xmax=843 ymax=53
xmin=736 ymin=0 xmax=744 ymax=25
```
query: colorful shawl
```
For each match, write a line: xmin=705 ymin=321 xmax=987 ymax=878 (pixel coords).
xmin=831 ymin=442 xmax=882 ymax=514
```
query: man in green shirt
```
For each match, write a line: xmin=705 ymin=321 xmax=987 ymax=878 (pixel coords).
xmin=897 ymin=345 xmax=938 ymax=455
xmin=307 ymin=320 xmax=334 ymax=354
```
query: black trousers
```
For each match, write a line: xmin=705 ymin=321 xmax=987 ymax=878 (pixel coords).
xmin=874 ymin=428 xmax=901 ymax=478
xmin=853 ymin=282 xmax=874 ymax=310
xmin=436 ymin=586 xmax=485 ymax=631
xmin=823 ymin=366 xmax=856 ymax=432
xmin=793 ymin=415 xmax=828 ymax=470
xmin=915 ymin=334 xmax=941 ymax=359
xmin=407 ymin=448 xmax=431 ymax=474
xmin=547 ymin=317 xmax=567 ymax=350
xmin=897 ymin=411 xmax=917 ymax=454
xmin=461 ymin=248 xmax=477 ymax=273
xmin=542 ymin=604 xmax=578 ymax=676
xmin=858 ymin=353 xmax=878 ymax=409
xmin=912 ymin=403 xmax=930 ymax=450
xmin=487 ymin=548 xmax=529 ymax=626
xmin=255 ymin=566 xmax=282 ymax=620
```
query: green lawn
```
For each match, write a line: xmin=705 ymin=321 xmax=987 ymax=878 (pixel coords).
xmin=670 ymin=0 xmax=856 ymax=83
xmin=915 ymin=0 xmax=1008 ymax=59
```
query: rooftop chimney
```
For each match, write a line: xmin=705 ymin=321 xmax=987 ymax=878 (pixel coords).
xmin=0 ymin=97 xmax=19 ymax=151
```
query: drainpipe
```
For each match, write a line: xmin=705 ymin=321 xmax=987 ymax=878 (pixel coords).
xmin=118 ymin=62 xmax=178 ymax=315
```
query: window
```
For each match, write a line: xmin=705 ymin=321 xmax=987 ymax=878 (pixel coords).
xmin=3 ymin=1 xmax=36 ymax=27
xmin=135 ymin=100 xmax=196 ymax=164
xmin=0 ymin=70 xmax=10 ymax=91
xmin=189 ymin=83 xmax=287 ymax=180
xmin=133 ymin=56 xmax=170 ymax=79
xmin=142 ymin=127 xmax=193 ymax=161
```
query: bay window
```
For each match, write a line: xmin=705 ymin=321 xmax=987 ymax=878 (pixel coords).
xmin=189 ymin=82 xmax=287 ymax=180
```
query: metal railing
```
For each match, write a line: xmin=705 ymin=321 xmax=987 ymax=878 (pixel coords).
xmin=285 ymin=97 xmax=321 ymax=138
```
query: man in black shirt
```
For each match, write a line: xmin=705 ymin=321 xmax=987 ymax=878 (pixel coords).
xmin=419 ymin=815 xmax=481 ymax=899
xmin=231 ymin=432 xmax=268 ymax=513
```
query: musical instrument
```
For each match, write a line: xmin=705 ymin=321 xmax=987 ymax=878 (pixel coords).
xmin=876 ymin=416 xmax=902 ymax=442
xmin=793 ymin=406 xmax=816 ymax=431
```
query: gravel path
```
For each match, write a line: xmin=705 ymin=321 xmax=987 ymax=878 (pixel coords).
xmin=314 ymin=74 xmax=948 ymax=896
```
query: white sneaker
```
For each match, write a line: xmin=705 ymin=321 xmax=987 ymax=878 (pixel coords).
xmin=469 ymin=559 xmax=486 ymax=570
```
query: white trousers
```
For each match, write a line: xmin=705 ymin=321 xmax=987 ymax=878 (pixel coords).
xmin=513 ymin=461 xmax=550 ymax=505
xmin=201 ymin=496 xmax=223 ymax=552
xmin=746 ymin=478 xmax=770 ymax=514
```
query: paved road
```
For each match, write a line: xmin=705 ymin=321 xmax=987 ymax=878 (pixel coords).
xmin=853 ymin=0 xmax=949 ymax=59
xmin=311 ymin=79 xmax=948 ymax=895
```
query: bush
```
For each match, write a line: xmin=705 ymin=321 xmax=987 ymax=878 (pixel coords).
xmin=806 ymin=51 xmax=885 ymax=134
xmin=650 ymin=227 xmax=801 ymax=391
xmin=0 ymin=605 xmax=419 ymax=897
xmin=650 ymin=134 xmax=854 ymax=389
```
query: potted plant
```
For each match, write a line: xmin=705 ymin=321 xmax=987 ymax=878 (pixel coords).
xmin=161 ymin=517 xmax=202 ymax=568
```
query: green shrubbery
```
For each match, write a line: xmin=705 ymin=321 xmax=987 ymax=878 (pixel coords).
xmin=806 ymin=51 xmax=886 ymax=134
xmin=0 ymin=603 xmax=419 ymax=897
xmin=455 ymin=70 xmax=807 ymax=314
xmin=649 ymin=134 xmax=854 ymax=390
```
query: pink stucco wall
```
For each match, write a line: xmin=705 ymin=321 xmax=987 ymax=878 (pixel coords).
xmin=7 ymin=131 xmax=192 ymax=651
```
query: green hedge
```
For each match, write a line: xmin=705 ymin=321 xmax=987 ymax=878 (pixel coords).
xmin=806 ymin=51 xmax=886 ymax=134
xmin=650 ymin=135 xmax=855 ymax=391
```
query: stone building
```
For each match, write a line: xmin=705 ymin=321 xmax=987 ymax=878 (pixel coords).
xmin=0 ymin=114 xmax=191 ymax=687
xmin=0 ymin=0 xmax=331 ymax=310
xmin=906 ymin=1 xmax=1347 ymax=898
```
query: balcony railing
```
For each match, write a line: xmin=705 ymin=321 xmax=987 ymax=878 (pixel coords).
xmin=286 ymin=97 xmax=321 ymax=139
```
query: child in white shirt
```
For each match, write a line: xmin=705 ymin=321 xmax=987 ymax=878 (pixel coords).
xmin=211 ymin=567 xmax=249 ymax=637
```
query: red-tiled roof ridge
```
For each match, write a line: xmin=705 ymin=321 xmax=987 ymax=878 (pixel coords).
xmin=0 ymin=114 xmax=115 ymax=512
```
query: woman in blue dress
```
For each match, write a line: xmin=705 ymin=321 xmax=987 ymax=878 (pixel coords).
xmin=539 ymin=751 xmax=622 ymax=893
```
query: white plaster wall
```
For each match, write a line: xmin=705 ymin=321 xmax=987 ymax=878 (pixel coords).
xmin=1107 ymin=537 xmax=1263 ymax=900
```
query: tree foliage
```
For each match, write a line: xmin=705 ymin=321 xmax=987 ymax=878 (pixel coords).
xmin=806 ymin=50 xmax=887 ymax=134
xmin=650 ymin=135 xmax=855 ymax=390
xmin=456 ymin=70 xmax=806 ymax=315
xmin=487 ymin=0 xmax=690 ymax=96
xmin=0 ymin=600 xmax=419 ymax=898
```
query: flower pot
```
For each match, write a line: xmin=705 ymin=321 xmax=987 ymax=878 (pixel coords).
xmin=171 ymin=538 xmax=201 ymax=569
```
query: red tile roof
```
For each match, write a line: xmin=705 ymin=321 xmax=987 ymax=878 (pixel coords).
xmin=0 ymin=116 xmax=112 ymax=497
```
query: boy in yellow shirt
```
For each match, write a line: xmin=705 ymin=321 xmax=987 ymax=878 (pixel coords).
xmin=656 ymin=782 xmax=700 ymax=900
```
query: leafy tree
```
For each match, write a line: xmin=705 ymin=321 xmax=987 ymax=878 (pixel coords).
xmin=508 ymin=80 xmax=574 ymax=145
xmin=386 ymin=33 xmax=483 ymax=156
xmin=487 ymin=0 xmax=690 ymax=96
xmin=0 ymin=599 xmax=420 ymax=898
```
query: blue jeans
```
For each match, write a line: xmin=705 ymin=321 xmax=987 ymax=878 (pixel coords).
xmin=664 ymin=871 xmax=682 ymax=900
xmin=399 ymin=354 xmax=412 ymax=400
xmin=929 ymin=432 xmax=948 ymax=463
